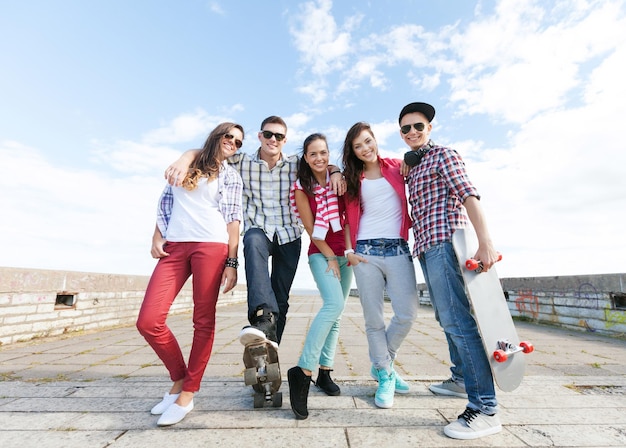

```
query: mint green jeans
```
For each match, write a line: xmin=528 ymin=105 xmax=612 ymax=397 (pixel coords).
xmin=298 ymin=254 xmax=353 ymax=371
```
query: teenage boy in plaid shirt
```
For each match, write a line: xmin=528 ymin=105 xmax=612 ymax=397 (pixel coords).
xmin=398 ymin=102 xmax=502 ymax=440
xmin=166 ymin=116 xmax=342 ymax=345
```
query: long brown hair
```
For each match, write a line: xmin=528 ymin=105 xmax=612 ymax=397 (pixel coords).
xmin=182 ymin=122 xmax=244 ymax=191
xmin=341 ymin=122 xmax=375 ymax=200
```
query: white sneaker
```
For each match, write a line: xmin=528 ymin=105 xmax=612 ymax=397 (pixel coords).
xmin=444 ymin=407 xmax=502 ymax=440
xmin=239 ymin=326 xmax=265 ymax=345
xmin=150 ymin=392 xmax=180 ymax=415
xmin=239 ymin=326 xmax=277 ymax=348
xmin=157 ymin=400 xmax=194 ymax=426
xmin=429 ymin=378 xmax=467 ymax=398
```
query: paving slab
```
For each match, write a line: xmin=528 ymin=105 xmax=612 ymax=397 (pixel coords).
xmin=1 ymin=294 xmax=626 ymax=448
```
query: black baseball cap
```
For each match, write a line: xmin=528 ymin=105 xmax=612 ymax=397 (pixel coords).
xmin=398 ymin=102 xmax=435 ymax=124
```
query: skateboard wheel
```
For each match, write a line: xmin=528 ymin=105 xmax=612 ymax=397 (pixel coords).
xmin=244 ymin=367 xmax=258 ymax=386
xmin=493 ymin=349 xmax=508 ymax=362
xmin=466 ymin=253 xmax=503 ymax=272
xmin=272 ymin=392 xmax=283 ymax=407
xmin=520 ymin=341 xmax=534 ymax=354
xmin=266 ymin=363 xmax=280 ymax=382
xmin=253 ymin=392 xmax=265 ymax=408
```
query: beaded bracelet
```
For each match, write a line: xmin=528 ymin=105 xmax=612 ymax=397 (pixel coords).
xmin=325 ymin=255 xmax=338 ymax=261
xmin=225 ymin=257 xmax=239 ymax=269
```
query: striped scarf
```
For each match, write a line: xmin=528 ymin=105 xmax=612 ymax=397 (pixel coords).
xmin=289 ymin=175 xmax=341 ymax=240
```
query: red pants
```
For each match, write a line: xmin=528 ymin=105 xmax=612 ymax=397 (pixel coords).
xmin=136 ymin=241 xmax=227 ymax=392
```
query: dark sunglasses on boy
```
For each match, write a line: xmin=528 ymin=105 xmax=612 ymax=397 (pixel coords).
xmin=261 ymin=130 xmax=286 ymax=141
xmin=400 ymin=122 xmax=426 ymax=135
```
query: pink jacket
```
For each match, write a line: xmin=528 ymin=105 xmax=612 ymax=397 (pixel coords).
xmin=344 ymin=157 xmax=412 ymax=248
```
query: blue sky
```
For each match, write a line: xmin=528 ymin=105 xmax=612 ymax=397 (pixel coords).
xmin=2 ymin=0 xmax=625 ymax=290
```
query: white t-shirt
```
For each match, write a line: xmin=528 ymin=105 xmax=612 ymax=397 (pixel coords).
xmin=166 ymin=178 xmax=228 ymax=243
xmin=357 ymin=177 xmax=402 ymax=240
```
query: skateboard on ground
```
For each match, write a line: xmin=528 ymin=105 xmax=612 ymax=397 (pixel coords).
xmin=242 ymin=339 xmax=283 ymax=408
xmin=452 ymin=227 xmax=533 ymax=392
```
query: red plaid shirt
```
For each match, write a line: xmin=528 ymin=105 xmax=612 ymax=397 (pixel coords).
xmin=406 ymin=142 xmax=479 ymax=257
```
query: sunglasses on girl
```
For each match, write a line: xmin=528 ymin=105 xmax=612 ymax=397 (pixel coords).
xmin=261 ymin=130 xmax=286 ymax=141
xmin=400 ymin=122 xmax=426 ymax=135
xmin=223 ymin=133 xmax=243 ymax=149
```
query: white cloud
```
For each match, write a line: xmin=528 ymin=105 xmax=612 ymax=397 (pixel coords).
xmin=91 ymin=140 xmax=182 ymax=175
xmin=451 ymin=32 xmax=626 ymax=278
xmin=289 ymin=0 xmax=626 ymax=127
xmin=446 ymin=0 xmax=626 ymax=122
xmin=90 ymin=109 xmax=248 ymax=175
xmin=289 ymin=0 xmax=355 ymax=77
xmin=410 ymin=70 xmax=440 ymax=91
xmin=142 ymin=109 xmax=223 ymax=145
xmin=297 ymin=84 xmax=328 ymax=104
xmin=208 ymin=2 xmax=225 ymax=15
xmin=0 ymin=141 xmax=160 ymax=276
xmin=369 ymin=120 xmax=401 ymax=152
xmin=0 ymin=108 xmax=254 ymax=277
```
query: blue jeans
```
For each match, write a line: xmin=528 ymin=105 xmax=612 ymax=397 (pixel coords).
xmin=352 ymin=239 xmax=418 ymax=370
xmin=419 ymin=241 xmax=497 ymax=414
xmin=243 ymin=228 xmax=301 ymax=344
xmin=298 ymin=254 xmax=353 ymax=372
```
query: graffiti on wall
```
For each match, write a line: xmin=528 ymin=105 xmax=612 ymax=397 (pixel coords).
xmin=515 ymin=290 xmax=539 ymax=319
xmin=604 ymin=305 xmax=626 ymax=329
xmin=575 ymin=283 xmax=601 ymax=310
xmin=509 ymin=281 xmax=625 ymax=333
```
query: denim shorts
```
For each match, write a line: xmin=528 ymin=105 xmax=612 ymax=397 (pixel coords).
xmin=355 ymin=238 xmax=410 ymax=257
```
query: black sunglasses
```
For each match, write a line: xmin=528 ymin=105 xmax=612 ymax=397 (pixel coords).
xmin=400 ymin=122 xmax=426 ymax=135
xmin=224 ymin=133 xmax=243 ymax=149
xmin=261 ymin=130 xmax=286 ymax=141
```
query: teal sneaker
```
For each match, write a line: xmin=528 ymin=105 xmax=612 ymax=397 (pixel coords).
xmin=394 ymin=372 xmax=410 ymax=394
xmin=370 ymin=365 xmax=410 ymax=394
xmin=374 ymin=368 xmax=395 ymax=408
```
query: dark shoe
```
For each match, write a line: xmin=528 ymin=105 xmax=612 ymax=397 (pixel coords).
xmin=288 ymin=366 xmax=311 ymax=420
xmin=314 ymin=368 xmax=340 ymax=396
xmin=249 ymin=307 xmax=278 ymax=344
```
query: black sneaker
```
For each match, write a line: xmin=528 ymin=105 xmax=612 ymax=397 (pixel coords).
xmin=314 ymin=368 xmax=340 ymax=396
xmin=240 ymin=307 xmax=278 ymax=346
xmin=288 ymin=366 xmax=311 ymax=420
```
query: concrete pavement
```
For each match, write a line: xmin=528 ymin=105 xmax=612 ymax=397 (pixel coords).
xmin=1 ymin=294 xmax=625 ymax=447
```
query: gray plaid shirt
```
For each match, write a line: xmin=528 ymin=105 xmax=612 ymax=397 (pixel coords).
xmin=228 ymin=150 xmax=302 ymax=244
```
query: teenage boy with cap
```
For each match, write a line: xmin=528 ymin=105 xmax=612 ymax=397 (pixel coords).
xmin=398 ymin=102 xmax=502 ymax=440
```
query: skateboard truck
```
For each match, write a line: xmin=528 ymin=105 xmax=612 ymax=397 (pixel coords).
xmin=465 ymin=253 xmax=503 ymax=273
xmin=243 ymin=343 xmax=282 ymax=408
xmin=493 ymin=339 xmax=534 ymax=363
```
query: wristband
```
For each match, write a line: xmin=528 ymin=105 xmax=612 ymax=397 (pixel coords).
xmin=344 ymin=249 xmax=355 ymax=257
xmin=225 ymin=257 xmax=239 ymax=269
xmin=330 ymin=170 xmax=342 ymax=175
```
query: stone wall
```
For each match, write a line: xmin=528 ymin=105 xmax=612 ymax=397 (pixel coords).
xmin=0 ymin=267 xmax=246 ymax=346
xmin=501 ymin=274 xmax=626 ymax=337
xmin=353 ymin=273 xmax=626 ymax=338
xmin=3 ymin=267 xmax=625 ymax=346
